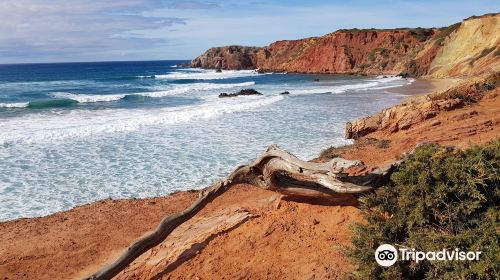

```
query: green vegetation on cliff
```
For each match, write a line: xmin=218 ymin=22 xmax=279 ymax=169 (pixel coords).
xmin=349 ymin=140 xmax=500 ymax=279
xmin=434 ymin=23 xmax=462 ymax=45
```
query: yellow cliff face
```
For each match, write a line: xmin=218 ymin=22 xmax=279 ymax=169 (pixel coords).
xmin=428 ymin=14 xmax=500 ymax=78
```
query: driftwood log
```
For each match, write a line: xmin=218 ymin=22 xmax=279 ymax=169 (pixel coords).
xmin=85 ymin=144 xmax=398 ymax=280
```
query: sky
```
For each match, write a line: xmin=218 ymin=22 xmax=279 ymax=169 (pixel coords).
xmin=0 ymin=0 xmax=498 ymax=64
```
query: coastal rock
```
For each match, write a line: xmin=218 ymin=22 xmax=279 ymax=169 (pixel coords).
xmin=191 ymin=46 xmax=261 ymax=70
xmin=280 ymin=91 xmax=290 ymax=95
xmin=192 ymin=29 xmax=433 ymax=75
xmin=345 ymin=73 xmax=499 ymax=139
xmin=191 ymin=14 xmax=499 ymax=78
xmin=219 ymin=89 xmax=263 ymax=98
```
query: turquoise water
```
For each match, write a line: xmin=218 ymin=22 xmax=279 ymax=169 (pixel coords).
xmin=0 ymin=61 xmax=414 ymax=220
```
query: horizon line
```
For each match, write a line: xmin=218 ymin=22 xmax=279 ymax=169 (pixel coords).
xmin=0 ymin=59 xmax=192 ymax=66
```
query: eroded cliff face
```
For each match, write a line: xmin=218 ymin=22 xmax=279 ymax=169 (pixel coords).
xmin=426 ymin=14 xmax=500 ymax=78
xmin=191 ymin=46 xmax=261 ymax=70
xmin=191 ymin=29 xmax=433 ymax=75
xmin=191 ymin=13 xmax=499 ymax=77
xmin=342 ymin=13 xmax=499 ymax=139
xmin=256 ymin=29 xmax=434 ymax=75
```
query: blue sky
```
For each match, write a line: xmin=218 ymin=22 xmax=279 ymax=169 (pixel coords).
xmin=0 ymin=0 xmax=498 ymax=63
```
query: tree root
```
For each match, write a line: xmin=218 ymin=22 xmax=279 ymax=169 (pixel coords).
xmin=85 ymin=144 xmax=398 ymax=279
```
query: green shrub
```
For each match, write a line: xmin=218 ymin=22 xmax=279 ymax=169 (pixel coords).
xmin=348 ymin=140 xmax=500 ymax=279
xmin=319 ymin=145 xmax=349 ymax=160
xmin=434 ymin=23 xmax=461 ymax=45
xmin=428 ymin=87 xmax=481 ymax=103
xmin=410 ymin=27 xmax=434 ymax=42
xmin=369 ymin=48 xmax=389 ymax=62
xmin=428 ymin=73 xmax=499 ymax=103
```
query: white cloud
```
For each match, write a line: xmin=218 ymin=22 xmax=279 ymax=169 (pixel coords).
xmin=0 ymin=0 xmax=185 ymax=62
xmin=0 ymin=0 xmax=498 ymax=63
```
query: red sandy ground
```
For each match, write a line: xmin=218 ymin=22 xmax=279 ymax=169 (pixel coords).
xmin=0 ymin=83 xmax=498 ymax=280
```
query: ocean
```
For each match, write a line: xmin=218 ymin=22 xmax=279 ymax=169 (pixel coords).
xmin=0 ymin=60 xmax=414 ymax=221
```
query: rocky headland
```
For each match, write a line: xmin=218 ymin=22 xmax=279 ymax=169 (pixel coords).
xmin=192 ymin=13 xmax=499 ymax=78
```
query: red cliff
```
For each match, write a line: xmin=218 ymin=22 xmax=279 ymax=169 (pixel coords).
xmin=192 ymin=28 xmax=436 ymax=75
xmin=191 ymin=13 xmax=499 ymax=77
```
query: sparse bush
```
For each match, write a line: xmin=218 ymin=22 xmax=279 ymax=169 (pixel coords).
xmin=360 ymin=63 xmax=371 ymax=71
xmin=375 ymin=139 xmax=390 ymax=149
xmin=434 ymin=23 xmax=461 ymax=45
xmin=410 ymin=28 xmax=434 ymax=42
xmin=318 ymin=138 xmax=391 ymax=160
xmin=369 ymin=48 xmax=389 ymax=62
xmin=428 ymin=73 xmax=499 ymax=103
xmin=348 ymin=140 xmax=500 ymax=279
xmin=319 ymin=145 xmax=349 ymax=159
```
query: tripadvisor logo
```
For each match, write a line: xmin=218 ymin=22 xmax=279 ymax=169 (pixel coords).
xmin=375 ymin=244 xmax=398 ymax=267
xmin=375 ymin=244 xmax=482 ymax=267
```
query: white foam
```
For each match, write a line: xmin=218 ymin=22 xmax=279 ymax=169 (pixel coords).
xmin=144 ymin=69 xmax=261 ymax=80
xmin=51 ymin=92 xmax=126 ymax=103
xmin=0 ymin=102 xmax=29 ymax=108
xmin=0 ymin=80 xmax=89 ymax=90
xmin=49 ymin=82 xmax=256 ymax=103
xmin=292 ymin=81 xmax=379 ymax=95
xmin=0 ymin=95 xmax=283 ymax=145
xmin=374 ymin=75 xmax=402 ymax=82
xmin=143 ymin=81 xmax=255 ymax=98
xmin=292 ymin=76 xmax=412 ymax=95
xmin=360 ymin=77 xmax=415 ymax=90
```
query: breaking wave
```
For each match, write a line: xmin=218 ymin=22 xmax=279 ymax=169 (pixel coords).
xmin=139 ymin=69 xmax=262 ymax=80
xmin=0 ymin=82 xmax=257 ymax=108
xmin=1 ymin=99 xmax=78 ymax=109
xmin=292 ymin=76 xmax=414 ymax=95
xmin=0 ymin=95 xmax=283 ymax=145
xmin=51 ymin=82 xmax=255 ymax=103
xmin=0 ymin=102 xmax=29 ymax=108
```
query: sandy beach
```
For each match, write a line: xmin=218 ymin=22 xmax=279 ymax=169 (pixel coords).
xmin=387 ymin=78 xmax=460 ymax=95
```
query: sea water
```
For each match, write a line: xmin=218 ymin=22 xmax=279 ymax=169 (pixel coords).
xmin=0 ymin=60 xmax=414 ymax=220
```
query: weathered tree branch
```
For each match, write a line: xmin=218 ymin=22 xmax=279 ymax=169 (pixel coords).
xmin=85 ymin=145 xmax=397 ymax=280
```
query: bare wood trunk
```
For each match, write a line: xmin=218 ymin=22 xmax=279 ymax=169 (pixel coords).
xmin=85 ymin=145 xmax=397 ymax=280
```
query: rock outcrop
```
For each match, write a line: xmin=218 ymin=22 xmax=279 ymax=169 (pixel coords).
xmin=191 ymin=46 xmax=261 ymax=70
xmin=345 ymin=73 xmax=500 ymax=139
xmin=219 ymin=89 xmax=263 ymax=98
xmin=192 ymin=13 xmax=499 ymax=78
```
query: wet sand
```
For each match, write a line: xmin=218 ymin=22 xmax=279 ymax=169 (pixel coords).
xmin=387 ymin=77 xmax=460 ymax=96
